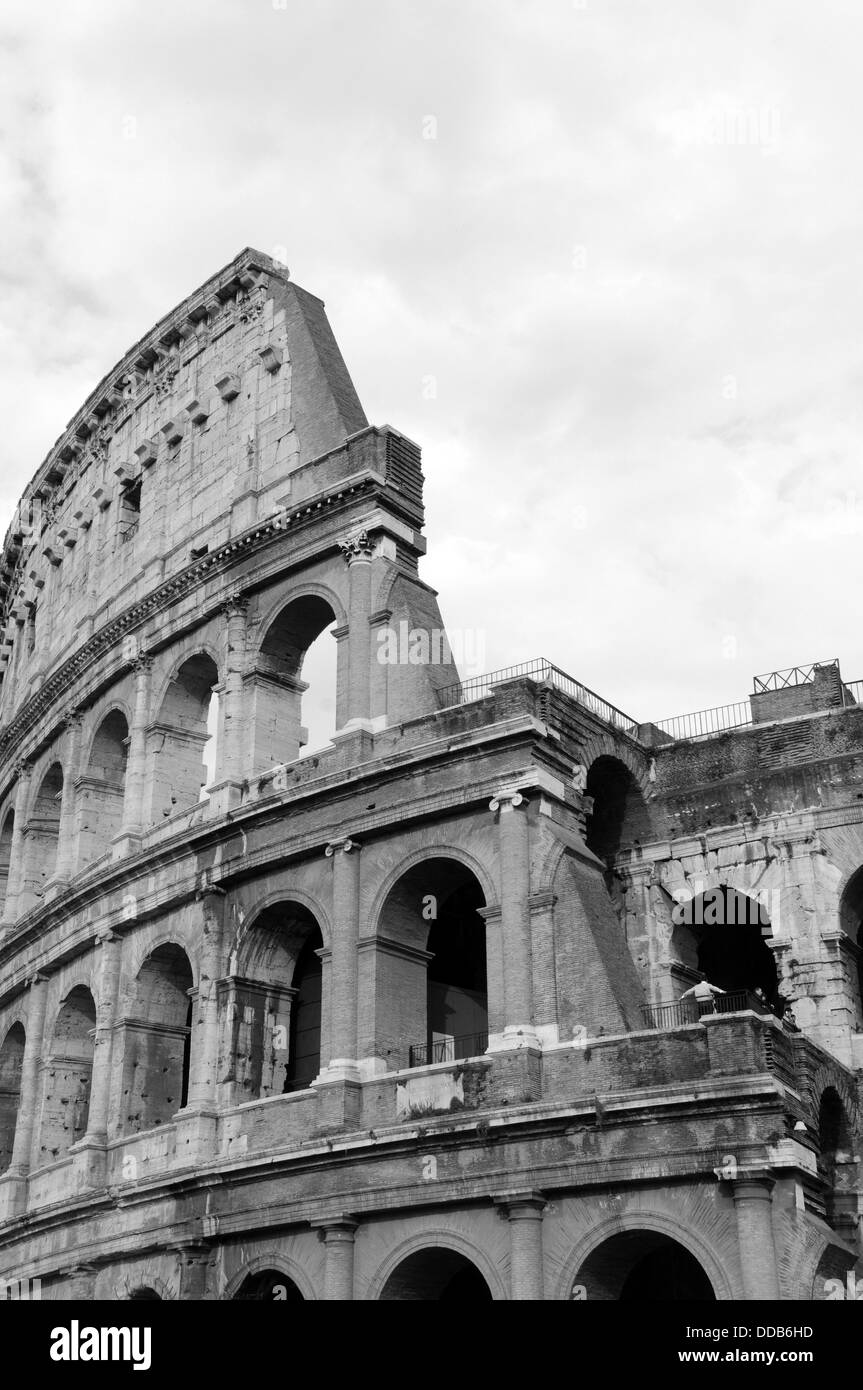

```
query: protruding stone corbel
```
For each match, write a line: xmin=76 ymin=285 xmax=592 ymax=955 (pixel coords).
xmin=258 ymin=342 xmax=283 ymax=374
xmin=135 ymin=438 xmax=159 ymax=469
xmin=161 ymin=418 xmax=185 ymax=447
xmin=215 ymin=372 xmax=240 ymax=402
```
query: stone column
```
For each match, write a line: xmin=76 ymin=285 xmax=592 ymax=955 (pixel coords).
xmin=323 ymin=839 xmax=361 ymax=1075
xmin=0 ymin=974 xmax=49 ymax=1215
xmin=314 ymin=1217 xmax=358 ymax=1300
xmin=115 ymin=654 xmax=153 ymax=857
xmin=74 ymin=932 xmax=122 ymax=1184
xmin=1 ymin=762 xmax=32 ymax=928
xmin=489 ymin=790 xmax=537 ymax=1046
xmin=732 ymin=1173 xmax=780 ymax=1299
xmin=496 ymin=1192 xmax=546 ymax=1300
xmin=339 ymin=530 xmax=374 ymax=732
xmin=209 ymin=595 xmax=248 ymax=815
xmin=48 ymin=712 xmax=83 ymax=890
xmin=186 ymin=885 xmax=227 ymax=1109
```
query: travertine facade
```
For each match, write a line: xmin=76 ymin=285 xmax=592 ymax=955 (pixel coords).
xmin=0 ymin=250 xmax=859 ymax=1300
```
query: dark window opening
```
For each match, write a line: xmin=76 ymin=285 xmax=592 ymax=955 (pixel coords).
xmin=119 ymin=479 xmax=142 ymax=543
xmin=426 ymin=880 xmax=488 ymax=1058
xmin=284 ymin=931 xmax=323 ymax=1093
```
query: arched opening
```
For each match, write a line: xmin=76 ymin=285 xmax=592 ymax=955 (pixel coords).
xmin=38 ymin=986 xmax=96 ymax=1165
xmin=573 ymin=1231 xmax=716 ymax=1301
xmin=0 ymin=810 xmax=14 ymax=916
xmin=838 ymin=867 xmax=863 ymax=1026
xmin=251 ymin=595 xmax=338 ymax=773
xmin=232 ymin=1270 xmax=304 ymax=1301
xmin=121 ymin=944 xmax=193 ymax=1134
xmin=672 ymin=887 xmax=778 ymax=1010
xmin=148 ymin=654 xmax=219 ymax=820
xmin=817 ymin=1087 xmax=854 ymax=1228
xmin=127 ymin=1288 xmax=162 ymax=1301
xmin=21 ymin=762 xmax=64 ymax=906
xmin=229 ymin=902 xmax=324 ymax=1099
xmin=78 ymin=710 xmax=129 ymax=865
xmin=377 ymin=858 xmax=488 ymax=1069
xmin=0 ymin=1023 xmax=25 ymax=1173
xmin=380 ymin=1249 xmax=493 ymax=1301
xmin=585 ymin=757 xmax=651 ymax=871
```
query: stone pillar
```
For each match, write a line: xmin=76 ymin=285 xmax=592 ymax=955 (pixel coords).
xmin=339 ymin=530 xmax=374 ymax=732
xmin=115 ymin=655 xmax=153 ymax=857
xmin=174 ymin=1242 xmax=212 ymax=1300
xmin=489 ymin=790 xmax=537 ymax=1046
xmin=323 ymin=839 xmax=361 ymax=1073
xmin=186 ymin=886 xmax=227 ymax=1110
xmin=316 ymin=840 xmax=361 ymax=1128
xmin=0 ymin=974 xmax=49 ymax=1216
xmin=732 ymin=1173 xmax=780 ymax=1299
xmin=314 ymin=1217 xmax=358 ymax=1300
xmin=74 ymin=932 xmax=122 ymax=1185
xmin=209 ymin=595 xmax=248 ymax=815
xmin=1 ymin=763 xmax=32 ymax=928
xmin=496 ymin=1192 xmax=546 ymax=1300
xmin=48 ymin=713 xmax=83 ymax=890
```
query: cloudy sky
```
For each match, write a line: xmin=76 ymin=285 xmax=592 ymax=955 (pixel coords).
xmin=3 ymin=0 xmax=863 ymax=727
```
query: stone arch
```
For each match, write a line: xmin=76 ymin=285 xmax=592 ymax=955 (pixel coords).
xmin=808 ymin=1239 xmax=859 ymax=1301
xmin=365 ymin=1229 xmax=507 ymax=1301
xmin=583 ymin=751 xmax=653 ymax=866
xmin=119 ymin=942 xmax=194 ymax=1135
xmin=578 ymin=734 xmax=654 ymax=804
xmin=78 ymin=707 xmax=131 ymax=866
xmin=235 ymin=883 xmax=333 ymax=950
xmin=367 ymin=843 xmax=498 ymax=934
xmin=555 ymin=1209 xmax=736 ymax=1301
xmin=0 ymin=1021 xmax=25 ymax=1173
xmin=253 ymin=582 xmax=348 ymax=648
xmin=671 ymin=885 xmax=778 ymax=1008
xmin=223 ymin=1252 xmax=316 ymax=1302
xmin=371 ymin=852 xmax=491 ymax=1069
xmin=0 ymin=806 xmax=15 ymax=916
xmin=123 ymin=930 xmax=199 ymax=999
xmin=806 ymin=1063 xmax=858 ymax=1129
xmin=21 ymin=760 xmax=64 ymax=905
xmin=147 ymin=650 xmax=220 ymax=820
xmin=248 ymin=588 xmax=343 ymax=771
xmin=113 ymin=1273 xmax=176 ymax=1301
xmin=38 ymin=985 xmax=97 ymax=1165
xmin=228 ymin=898 xmax=325 ymax=1098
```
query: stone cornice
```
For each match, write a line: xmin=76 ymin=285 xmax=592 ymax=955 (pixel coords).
xmin=0 ymin=473 xmax=400 ymax=778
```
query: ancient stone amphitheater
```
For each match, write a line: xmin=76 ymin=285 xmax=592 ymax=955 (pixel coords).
xmin=0 ymin=249 xmax=860 ymax=1300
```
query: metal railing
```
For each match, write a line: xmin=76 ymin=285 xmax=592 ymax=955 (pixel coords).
xmin=437 ymin=659 xmax=640 ymax=736
xmin=650 ymin=700 xmax=753 ymax=743
xmin=752 ymin=660 xmax=839 ymax=693
xmin=120 ymin=521 xmax=140 ymax=544
xmin=842 ymin=681 xmax=863 ymax=707
xmin=641 ymin=990 xmax=773 ymax=1031
xmin=408 ymin=1032 xmax=489 ymax=1067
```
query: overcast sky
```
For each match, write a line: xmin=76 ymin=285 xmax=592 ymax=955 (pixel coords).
xmin=3 ymin=0 xmax=863 ymax=726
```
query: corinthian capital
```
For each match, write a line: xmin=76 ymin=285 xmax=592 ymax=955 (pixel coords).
xmin=339 ymin=530 xmax=374 ymax=566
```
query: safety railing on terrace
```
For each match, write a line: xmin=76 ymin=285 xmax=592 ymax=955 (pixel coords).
xmin=640 ymin=990 xmax=775 ymax=1031
xmin=408 ymin=1032 xmax=489 ymax=1067
xmin=436 ymin=659 xmax=640 ymax=736
xmin=436 ymin=657 xmax=863 ymax=749
xmin=649 ymin=701 xmax=753 ymax=743
xmin=752 ymin=660 xmax=839 ymax=692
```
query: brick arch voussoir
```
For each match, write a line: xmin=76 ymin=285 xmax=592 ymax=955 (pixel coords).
xmin=223 ymin=1251 xmax=317 ymax=1301
xmin=554 ymin=1207 xmax=737 ymax=1301
xmin=580 ymin=735 xmax=654 ymax=805
xmin=367 ymin=842 xmax=498 ymax=933
xmin=364 ymin=1228 xmax=508 ymax=1301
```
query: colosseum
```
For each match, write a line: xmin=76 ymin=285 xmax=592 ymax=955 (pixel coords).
xmin=0 ymin=247 xmax=860 ymax=1301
